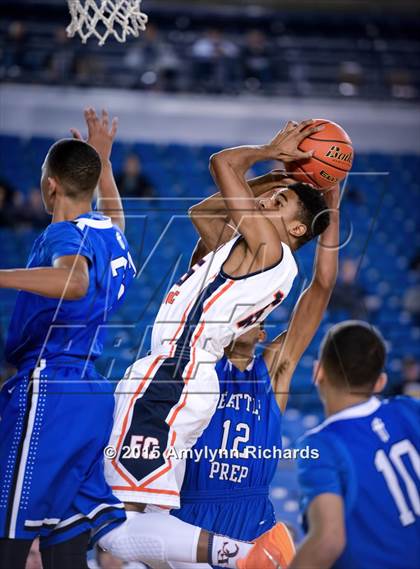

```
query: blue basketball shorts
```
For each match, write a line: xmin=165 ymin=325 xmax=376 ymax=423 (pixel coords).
xmin=173 ymin=487 xmax=276 ymax=542
xmin=0 ymin=358 xmax=126 ymax=548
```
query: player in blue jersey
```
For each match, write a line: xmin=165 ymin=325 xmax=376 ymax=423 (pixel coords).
xmin=0 ymin=108 xmax=136 ymax=569
xmin=170 ymin=179 xmax=340 ymax=560
xmin=289 ymin=321 xmax=420 ymax=569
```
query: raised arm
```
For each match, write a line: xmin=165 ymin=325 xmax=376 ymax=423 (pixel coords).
xmin=209 ymin=120 xmax=322 ymax=264
xmin=188 ymin=170 xmax=293 ymax=253
xmin=71 ymin=108 xmax=125 ymax=233
xmin=263 ymin=184 xmax=340 ymax=411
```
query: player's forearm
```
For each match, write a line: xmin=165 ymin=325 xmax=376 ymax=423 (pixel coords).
xmin=289 ymin=535 xmax=340 ymax=569
xmin=189 ymin=171 xmax=281 ymax=220
xmin=280 ymin=230 xmax=338 ymax=365
xmin=269 ymin=284 xmax=330 ymax=411
xmin=268 ymin=210 xmax=338 ymax=405
xmin=188 ymin=172 xmax=279 ymax=248
xmin=96 ymin=161 xmax=125 ymax=233
xmin=209 ymin=147 xmax=271 ymax=221
xmin=210 ymin=145 xmax=272 ymax=178
xmin=313 ymin=204 xmax=339 ymax=290
xmin=0 ymin=267 xmax=88 ymax=300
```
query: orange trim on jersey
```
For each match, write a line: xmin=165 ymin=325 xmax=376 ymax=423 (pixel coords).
xmin=111 ymin=280 xmax=233 ymax=494
xmin=136 ymin=430 xmax=178 ymax=491
xmin=136 ymin=355 xmax=197 ymax=494
xmin=190 ymin=321 xmax=205 ymax=347
xmin=168 ymin=348 xmax=196 ymax=427
xmin=132 ymin=353 xmax=197 ymax=494
xmin=190 ymin=279 xmax=235 ymax=347
xmin=111 ymin=355 xmax=164 ymax=489
xmin=112 ymin=354 xmax=198 ymax=495
xmin=169 ymin=300 xmax=192 ymax=344
xmin=112 ymin=485 xmax=179 ymax=497
xmin=203 ymin=279 xmax=235 ymax=312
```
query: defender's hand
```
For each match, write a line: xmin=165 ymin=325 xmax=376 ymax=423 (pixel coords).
xmin=70 ymin=107 xmax=118 ymax=163
xmin=266 ymin=120 xmax=324 ymax=163
xmin=323 ymin=183 xmax=340 ymax=210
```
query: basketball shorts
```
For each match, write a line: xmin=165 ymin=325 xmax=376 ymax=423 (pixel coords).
xmin=0 ymin=358 xmax=126 ymax=548
xmin=104 ymin=348 xmax=220 ymax=509
xmin=173 ymin=487 xmax=276 ymax=542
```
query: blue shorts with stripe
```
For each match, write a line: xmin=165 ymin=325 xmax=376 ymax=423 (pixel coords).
xmin=0 ymin=358 xmax=126 ymax=548
xmin=174 ymin=486 xmax=276 ymax=543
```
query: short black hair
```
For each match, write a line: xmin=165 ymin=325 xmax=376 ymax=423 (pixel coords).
xmin=288 ymin=182 xmax=330 ymax=247
xmin=46 ymin=139 xmax=101 ymax=199
xmin=319 ymin=320 xmax=386 ymax=391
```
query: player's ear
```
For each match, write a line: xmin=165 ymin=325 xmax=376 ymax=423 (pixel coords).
xmin=289 ymin=221 xmax=307 ymax=239
xmin=47 ymin=176 xmax=58 ymax=198
xmin=313 ymin=359 xmax=323 ymax=385
xmin=373 ymin=372 xmax=388 ymax=394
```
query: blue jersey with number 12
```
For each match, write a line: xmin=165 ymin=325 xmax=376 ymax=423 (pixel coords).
xmin=298 ymin=396 xmax=420 ymax=569
xmin=5 ymin=212 xmax=136 ymax=368
xmin=173 ymin=354 xmax=282 ymax=541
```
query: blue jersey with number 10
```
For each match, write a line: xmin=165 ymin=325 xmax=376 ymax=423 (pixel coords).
xmin=5 ymin=212 xmax=136 ymax=368
xmin=298 ymin=396 xmax=420 ymax=569
xmin=173 ymin=354 xmax=282 ymax=541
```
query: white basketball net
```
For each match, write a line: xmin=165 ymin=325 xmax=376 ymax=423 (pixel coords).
xmin=66 ymin=0 xmax=148 ymax=45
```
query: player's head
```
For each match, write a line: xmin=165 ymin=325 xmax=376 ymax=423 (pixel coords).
xmin=41 ymin=138 xmax=101 ymax=213
xmin=315 ymin=320 xmax=387 ymax=397
xmin=256 ymin=181 xmax=329 ymax=249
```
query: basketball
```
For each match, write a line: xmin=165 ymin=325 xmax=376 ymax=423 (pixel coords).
xmin=289 ymin=119 xmax=353 ymax=189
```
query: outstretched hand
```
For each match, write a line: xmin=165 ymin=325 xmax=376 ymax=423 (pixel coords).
xmin=70 ymin=107 xmax=118 ymax=163
xmin=267 ymin=119 xmax=324 ymax=163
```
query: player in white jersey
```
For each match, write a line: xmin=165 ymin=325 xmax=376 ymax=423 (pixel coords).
xmin=99 ymin=120 xmax=330 ymax=568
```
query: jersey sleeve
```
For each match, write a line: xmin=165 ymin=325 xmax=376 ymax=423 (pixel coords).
xmin=44 ymin=222 xmax=94 ymax=264
xmin=391 ymin=396 xmax=420 ymax=438
xmin=297 ymin=431 xmax=344 ymax=515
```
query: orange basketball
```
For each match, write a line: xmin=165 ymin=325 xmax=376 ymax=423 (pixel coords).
xmin=288 ymin=119 xmax=353 ymax=189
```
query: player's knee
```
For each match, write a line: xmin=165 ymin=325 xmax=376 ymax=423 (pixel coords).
xmin=98 ymin=515 xmax=165 ymax=563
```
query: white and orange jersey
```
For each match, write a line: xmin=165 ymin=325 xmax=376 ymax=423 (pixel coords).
xmin=151 ymin=236 xmax=298 ymax=360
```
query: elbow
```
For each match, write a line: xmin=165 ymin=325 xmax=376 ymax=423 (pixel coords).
xmin=316 ymin=529 xmax=346 ymax=563
xmin=322 ymin=535 xmax=346 ymax=563
xmin=209 ymin=151 xmax=227 ymax=174
xmin=209 ymin=153 xmax=218 ymax=175
xmin=188 ymin=204 xmax=198 ymax=219
xmin=319 ymin=278 xmax=336 ymax=293
xmin=66 ymin=273 xmax=89 ymax=300
xmin=307 ymin=534 xmax=345 ymax=568
xmin=209 ymin=152 xmax=220 ymax=167
xmin=315 ymin=270 xmax=338 ymax=293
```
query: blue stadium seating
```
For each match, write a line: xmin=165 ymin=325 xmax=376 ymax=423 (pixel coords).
xmin=0 ymin=135 xmax=419 ymax=535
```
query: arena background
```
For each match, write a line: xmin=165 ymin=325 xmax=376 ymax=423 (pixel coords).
xmin=1 ymin=0 xmax=419 ymax=544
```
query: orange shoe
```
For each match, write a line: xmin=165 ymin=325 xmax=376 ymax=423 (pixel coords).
xmin=236 ymin=523 xmax=295 ymax=569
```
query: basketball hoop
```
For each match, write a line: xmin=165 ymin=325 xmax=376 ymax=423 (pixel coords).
xmin=66 ymin=0 xmax=148 ymax=45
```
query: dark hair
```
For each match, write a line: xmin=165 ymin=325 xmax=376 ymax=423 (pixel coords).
xmin=46 ymin=139 xmax=101 ymax=199
xmin=320 ymin=320 xmax=386 ymax=390
xmin=288 ymin=182 xmax=330 ymax=247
